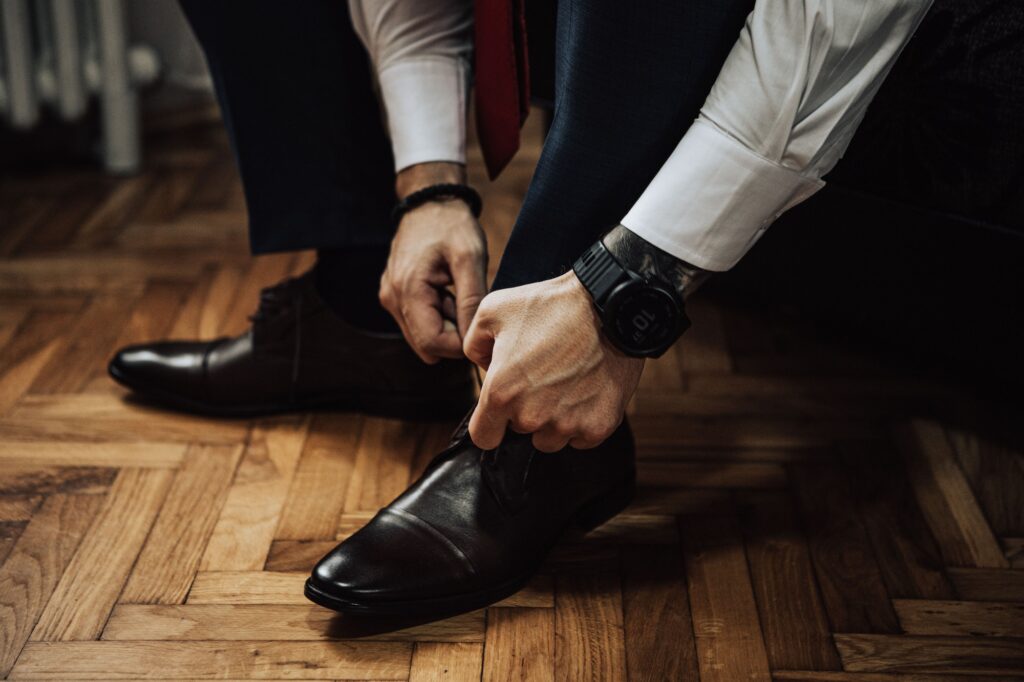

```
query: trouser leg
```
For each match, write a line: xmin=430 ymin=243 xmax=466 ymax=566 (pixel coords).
xmin=492 ymin=0 xmax=755 ymax=290
xmin=178 ymin=0 xmax=396 ymax=255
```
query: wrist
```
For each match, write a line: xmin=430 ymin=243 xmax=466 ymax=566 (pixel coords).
xmin=601 ymin=224 xmax=710 ymax=301
xmin=395 ymin=162 xmax=466 ymax=200
xmin=572 ymin=239 xmax=691 ymax=358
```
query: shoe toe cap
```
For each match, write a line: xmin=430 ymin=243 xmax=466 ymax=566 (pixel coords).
xmin=310 ymin=509 xmax=477 ymax=605
xmin=108 ymin=341 xmax=210 ymax=395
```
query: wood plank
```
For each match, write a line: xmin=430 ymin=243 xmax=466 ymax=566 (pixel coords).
xmin=679 ymin=295 xmax=732 ymax=373
xmin=774 ymin=672 xmax=999 ymax=681
xmin=679 ymin=512 xmax=772 ymax=682
xmin=264 ymin=540 xmax=337 ymax=573
xmin=840 ymin=441 xmax=955 ymax=600
xmin=893 ymin=598 xmax=1024 ymax=637
xmin=624 ymin=487 xmax=732 ymax=516
xmin=5 ymin=394 xmax=249 ymax=444
xmin=30 ymin=468 xmax=174 ymax=641
xmin=342 ymin=417 xmax=426 ymax=514
xmin=187 ymin=570 xmax=553 ymax=608
xmin=0 ymin=466 xmax=116 ymax=496
xmin=0 ymin=341 xmax=61 ymax=416
xmin=898 ymin=420 xmax=1007 ymax=568
xmin=636 ymin=342 xmax=685 ymax=392
xmin=0 ymin=495 xmax=102 ymax=677
xmin=620 ymin=544 xmax=698 ymax=682
xmin=0 ymin=307 xmax=27 ymax=353
xmin=632 ymin=390 xmax=909 ymax=419
xmin=163 ymin=265 xmax=234 ymax=339
xmin=494 ymin=575 xmax=555 ymax=608
xmin=17 ymin=185 xmax=105 ymax=253
xmin=104 ymin=280 xmax=191 ymax=359
xmin=790 ymin=463 xmax=900 ymax=633
xmin=0 ymin=441 xmax=186 ymax=468
xmin=9 ymin=640 xmax=411 ymax=679
xmin=116 ymin=210 xmax=248 ymax=251
xmin=70 ymin=174 xmax=153 ymax=249
xmin=582 ymin=514 xmax=678 ymax=545
xmin=636 ymin=460 xmax=786 ymax=489
xmin=187 ymin=571 xmax=310 ymax=604
xmin=409 ymin=642 xmax=483 ymax=682
xmin=554 ymin=568 xmax=627 ymax=681
xmin=274 ymin=413 xmax=363 ymax=540
xmin=947 ymin=428 xmax=1024 ymax=537
xmin=632 ymin=414 xmax=876 ymax=450
xmin=0 ymin=495 xmax=42 ymax=521
xmin=199 ymin=417 xmax=311 ymax=571
xmin=29 ymin=294 xmax=139 ymax=394
xmin=834 ymin=634 xmax=1024 ymax=676
xmin=739 ymin=491 xmax=841 ymax=671
xmin=483 ymin=607 xmax=554 ymax=682
xmin=120 ymin=443 xmax=245 ymax=603
xmin=949 ymin=567 xmax=1024 ymax=602
xmin=0 ymin=520 xmax=24 ymax=566
xmin=1005 ymin=537 xmax=1024 ymax=568
xmin=102 ymin=604 xmax=484 ymax=642
xmin=0 ymin=311 xmax=78 ymax=381
xmin=217 ymin=254 xmax=297 ymax=336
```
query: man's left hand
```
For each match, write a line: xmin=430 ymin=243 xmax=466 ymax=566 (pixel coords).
xmin=463 ymin=271 xmax=644 ymax=452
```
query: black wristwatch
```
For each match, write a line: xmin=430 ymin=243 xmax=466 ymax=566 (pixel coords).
xmin=572 ymin=239 xmax=690 ymax=358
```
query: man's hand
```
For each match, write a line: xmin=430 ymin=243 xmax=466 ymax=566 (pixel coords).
xmin=380 ymin=162 xmax=487 ymax=363
xmin=463 ymin=271 xmax=644 ymax=452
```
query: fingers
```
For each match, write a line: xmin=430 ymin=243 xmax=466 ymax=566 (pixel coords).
xmin=402 ymin=281 xmax=464 ymax=362
xmin=450 ymin=249 xmax=487 ymax=341
xmin=462 ymin=296 xmax=498 ymax=370
xmin=469 ymin=372 xmax=510 ymax=450
xmin=381 ymin=273 xmax=462 ymax=364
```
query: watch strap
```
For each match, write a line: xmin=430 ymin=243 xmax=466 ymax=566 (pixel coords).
xmin=572 ymin=240 xmax=632 ymax=310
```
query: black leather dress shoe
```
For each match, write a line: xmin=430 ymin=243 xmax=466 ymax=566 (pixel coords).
xmin=305 ymin=414 xmax=635 ymax=616
xmin=108 ymin=272 xmax=474 ymax=419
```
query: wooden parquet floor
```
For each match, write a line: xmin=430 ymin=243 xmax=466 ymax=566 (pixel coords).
xmin=1 ymin=113 xmax=1023 ymax=681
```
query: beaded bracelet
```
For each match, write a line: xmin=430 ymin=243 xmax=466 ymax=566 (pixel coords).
xmin=391 ymin=183 xmax=483 ymax=225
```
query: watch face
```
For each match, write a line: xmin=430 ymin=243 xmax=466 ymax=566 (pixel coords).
xmin=605 ymin=280 xmax=683 ymax=356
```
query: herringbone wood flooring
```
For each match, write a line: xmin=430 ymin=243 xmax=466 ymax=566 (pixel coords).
xmin=1 ymin=110 xmax=1023 ymax=680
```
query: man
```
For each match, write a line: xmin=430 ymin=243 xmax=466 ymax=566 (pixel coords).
xmin=111 ymin=0 xmax=931 ymax=615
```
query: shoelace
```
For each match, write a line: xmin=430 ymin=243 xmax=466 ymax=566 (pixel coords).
xmin=248 ymin=277 xmax=301 ymax=325
xmin=247 ymin=277 xmax=304 ymax=404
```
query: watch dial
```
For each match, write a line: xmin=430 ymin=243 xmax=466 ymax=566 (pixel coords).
xmin=611 ymin=285 xmax=678 ymax=354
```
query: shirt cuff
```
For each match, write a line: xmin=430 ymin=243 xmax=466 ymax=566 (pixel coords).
xmin=621 ymin=118 xmax=825 ymax=272
xmin=377 ymin=56 xmax=469 ymax=171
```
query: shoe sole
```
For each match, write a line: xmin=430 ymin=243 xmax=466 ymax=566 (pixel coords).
xmin=108 ymin=363 xmax=475 ymax=421
xmin=303 ymin=476 xmax=636 ymax=617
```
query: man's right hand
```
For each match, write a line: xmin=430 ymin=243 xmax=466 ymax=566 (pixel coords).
xmin=379 ymin=162 xmax=488 ymax=364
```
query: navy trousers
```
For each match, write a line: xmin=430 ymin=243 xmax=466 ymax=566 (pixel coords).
xmin=179 ymin=0 xmax=753 ymax=289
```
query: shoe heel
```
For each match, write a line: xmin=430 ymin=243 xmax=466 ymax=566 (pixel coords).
xmin=574 ymin=476 xmax=636 ymax=532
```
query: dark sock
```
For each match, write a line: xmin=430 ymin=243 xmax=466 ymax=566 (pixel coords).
xmin=314 ymin=246 xmax=400 ymax=334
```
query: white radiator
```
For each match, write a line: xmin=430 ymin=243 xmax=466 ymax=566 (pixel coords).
xmin=0 ymin=0 xmax=160 ymax=173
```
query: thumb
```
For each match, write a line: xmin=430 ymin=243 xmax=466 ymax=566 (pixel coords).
xmin=451 ymin=252 xmax=487 ymax=340
xmin=462 ymin=306 xmax=497 ymax=370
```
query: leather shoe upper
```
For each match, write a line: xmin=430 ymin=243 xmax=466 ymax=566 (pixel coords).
xmin=310 ymin=414 xmax=636 ymax=605
xmin=108 ymin=271 xmax=473 ymax=416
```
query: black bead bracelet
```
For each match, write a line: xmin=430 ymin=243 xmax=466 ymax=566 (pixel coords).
xmin=392 ymin=183 xmax=483 ymax=225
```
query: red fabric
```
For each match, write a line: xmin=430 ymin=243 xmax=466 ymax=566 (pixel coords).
xmin=474 ymin=0 xmax=529 ymax=179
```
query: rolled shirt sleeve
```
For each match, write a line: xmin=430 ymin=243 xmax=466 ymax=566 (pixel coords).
xmin=621 ymin=0 xmax=933 ymax=272
xmin=348 ymin=0 xmax=473 ymax=171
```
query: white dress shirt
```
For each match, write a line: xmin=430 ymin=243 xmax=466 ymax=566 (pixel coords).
xmin=350 ymin=0 xmax=933 ymax=271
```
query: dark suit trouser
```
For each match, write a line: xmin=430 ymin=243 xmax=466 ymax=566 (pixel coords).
xmin=179 ymin=0 xmax=753 ymax=289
